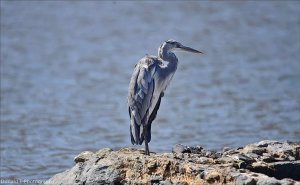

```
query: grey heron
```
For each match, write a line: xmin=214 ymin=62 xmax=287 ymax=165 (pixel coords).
xmin=128 ymin=40 xmax=202 ymax=155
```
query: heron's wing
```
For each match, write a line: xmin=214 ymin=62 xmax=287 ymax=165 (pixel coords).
xmin=148 ymin=93 xmax=163 ymax=125
xmin=128 ymin=57 xmax=158 ymax=144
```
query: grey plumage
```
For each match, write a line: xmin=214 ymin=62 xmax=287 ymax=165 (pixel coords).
xmin=128 ymin=40 xmax=202 ymax=155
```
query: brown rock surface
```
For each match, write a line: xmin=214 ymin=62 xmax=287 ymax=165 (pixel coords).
xmin=45 ymin=140 xmax=300 ymax=185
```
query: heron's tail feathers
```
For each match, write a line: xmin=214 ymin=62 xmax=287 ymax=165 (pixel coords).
xmin=141 ymin=124 xmax=151 ymax=144
xmin=130 ymin=121 xmax=152 ymax=145
xmin=130 ymin=118 xmax=141 ymax=145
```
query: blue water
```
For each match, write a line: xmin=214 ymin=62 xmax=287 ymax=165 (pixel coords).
xmin=1 ymin=1 xmax=300 ymax=181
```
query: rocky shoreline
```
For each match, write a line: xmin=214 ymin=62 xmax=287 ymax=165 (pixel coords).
xmin=45 ymin=140 xmax=300 ymax=185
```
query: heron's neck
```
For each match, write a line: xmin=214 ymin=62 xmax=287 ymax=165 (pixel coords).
xmin=158 ymin=48 xmax=178 ymax=71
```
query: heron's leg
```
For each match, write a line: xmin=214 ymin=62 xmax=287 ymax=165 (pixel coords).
xmin=145 ymin=140 xmax=150 ymax=155
xmin=143 ymin=125 xmax=150 ymax=155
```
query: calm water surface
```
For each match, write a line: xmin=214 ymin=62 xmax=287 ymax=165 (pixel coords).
xmin=1 ymin=1 xmax=300 ymax=181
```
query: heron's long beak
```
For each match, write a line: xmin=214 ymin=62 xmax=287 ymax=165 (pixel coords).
xmin=178 ymin=45 xmax=203 ymax=54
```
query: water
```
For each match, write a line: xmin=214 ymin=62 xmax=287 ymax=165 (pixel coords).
xmin=1 ymin=1 xmax=300 ymax=182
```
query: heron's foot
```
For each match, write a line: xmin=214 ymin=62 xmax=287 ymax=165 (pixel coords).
xmin=145 ymin=149 xmax=150 ymax=155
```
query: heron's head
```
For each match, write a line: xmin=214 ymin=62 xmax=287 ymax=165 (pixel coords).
xmin=163 ymin=39 xmax=203 ymax=54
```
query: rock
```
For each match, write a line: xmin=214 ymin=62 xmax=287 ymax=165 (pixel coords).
xmin=223 ymin=148 xmax=239 ymax=156
xmin=235 ymin=174 xmax=256 ymax=185
xmin=205 ymin=171 xmax=221 ymax=183
xmin=256 ymin=176 xmax=282 ymax=185
xmin=268 ymin=161 xmax=300 ymax=181
xmin=261 ymin=153 xmax=276 ymax=163
xmin=74 ymin=151 xmax=94 ymax=163
xmin=45 ymin=140 xmax=300 ymax=185
xmin=189 ymin=145 xmax=204 ymax=154
xmin=243 ymin=144 xmax=266 ymax=155
xmin=235 ymin=153 xmax=255 ymax=164
xmin=255 ymin=140 xmax=281 ymax=147
xmin=172 ymin=144 xmax=190 ymax=153
xmin=95 ymin=148 xmax=113 ymax=158
xmin=223 ymin=146 xmax=232 ymax=153
xmin=172 ymin=144 xmax=203 ymax=154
